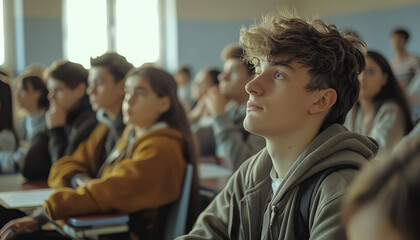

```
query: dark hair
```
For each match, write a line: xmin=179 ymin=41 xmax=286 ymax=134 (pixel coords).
xmin=125 ymin=66 xmax=200 ymax=228
xmin=177 ymin=65 xmax=191 ymax=79
xmin=392 ymin=28 xmax=410 ymax=42
xmin=0 ymin=81 xmax=19 ymax=149
xmin=46 ymin=61 xmax=88 ymax=89
xmin=365 ymin=50 xmax=413 ymax=134
xmin=221 ymin=43 xmax=255 ymax=75
xmin=342 ymin=137 xmax=420 ymax=240
xmin=21 ymin=76 xmax=49 ymax=109
xmin=240 ymin=15 xmax=366 ymax=132
xmin=90 ymin=52 xmax=134 ymax=82
xmin=207 ymin=68 xmax=220 ymax=85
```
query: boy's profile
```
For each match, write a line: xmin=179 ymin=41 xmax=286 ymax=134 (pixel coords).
xmin=178 ymin=13 xmax=378 ymax=239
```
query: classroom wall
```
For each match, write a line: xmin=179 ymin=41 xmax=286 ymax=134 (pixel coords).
xmin=19 ymin=0 xmax=63 ymax=74
xmin=4 ymin=0 xmax=420 ymax=77
xmin=176 ymin=0 xmax=293 ymax=76
xmin=177 ymin=0 xmax=420 ymax=77
xmin=324 ymin=4 xmax=420 ymax=60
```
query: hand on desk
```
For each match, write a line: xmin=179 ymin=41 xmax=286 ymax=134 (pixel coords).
xmin=0 ymin=217 xmax=39 ymax=239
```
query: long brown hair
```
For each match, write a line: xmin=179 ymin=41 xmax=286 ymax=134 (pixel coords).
xmin=125 ymin=66 xmax=200 ymax=229
xmin=364 ymin=50 xmax=413 ymax=134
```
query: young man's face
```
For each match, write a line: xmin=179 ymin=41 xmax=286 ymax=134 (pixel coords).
xmin=47 ymin=78 xmax=84 ymax=113
xmin=218 ymin=59 xmax=253 ymax=102
xmin=391 ymin=33 xmax=406 ymax=52
xmin=244 ymin=57 xmax=318 ymax=138
xmin=87 ymin=67 xmax=125 ymax=112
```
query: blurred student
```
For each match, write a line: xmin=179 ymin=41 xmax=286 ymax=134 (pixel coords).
xmin=0 ymin=76 xmax=49 ymax=173
xmin=189 ymin=68 xmax=220 ymax=125
xmin=202 ymin=43 xmax=265 ymax=170
xmin=0 ymin=81 xmax=19 ymax=173
xmin=179 ymin=14 xmax=378 ymax=239
xmin=389 ymin=28 xmax=420 ymax=90
xmin=342 ymin=137 xmax=420 ymax=240
xmin=174 ymin=65 xmax=194 ymax=108
xmin=0 ymin=66 xmax=199 ymax=240
xmin=48 ymin=52 xmax=132 ymax=189
xmin=189 ymin=68 xmax=220 ymax=157
xmin=345 ymin=51 xmax=413 ymax=157
xmin=21 ymin=61 xmax=97 ymax=180
xmin=15 ymin=76 xmax=49 ymax=144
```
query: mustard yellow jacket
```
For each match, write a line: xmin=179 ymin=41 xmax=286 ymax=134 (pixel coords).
xmin=48 ymin=122 xmax=109 ymax=187
xmin=44 ymin=126 xmax=186 ymax=220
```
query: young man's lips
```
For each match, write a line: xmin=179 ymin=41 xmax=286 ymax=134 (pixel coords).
xmin=247 ymin=101 xmax=263 ymax=111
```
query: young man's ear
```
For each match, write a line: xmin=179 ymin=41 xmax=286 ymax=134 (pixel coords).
xmin=159 ymin=96 xmax=171 ymax=114
xmin=309 ymin=88 xmax=337 ymax=114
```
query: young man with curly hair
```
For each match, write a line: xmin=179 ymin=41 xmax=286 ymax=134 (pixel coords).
xmin=178 ymin=14 xmax=379 ymax=239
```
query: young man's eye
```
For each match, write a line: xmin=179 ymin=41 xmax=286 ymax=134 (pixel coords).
xmin=274 ymin=72 xmax=285 ymax=80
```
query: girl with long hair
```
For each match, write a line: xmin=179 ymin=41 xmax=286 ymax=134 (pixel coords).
xmin=345 ymin=50 xmax=414 ymax=156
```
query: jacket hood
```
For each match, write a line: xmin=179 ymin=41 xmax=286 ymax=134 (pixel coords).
xmin=247 ymin=124 xmax=379 ymax=205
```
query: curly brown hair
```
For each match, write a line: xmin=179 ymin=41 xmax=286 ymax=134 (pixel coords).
xmin=240 ymin=14 xmax=366 ymax=131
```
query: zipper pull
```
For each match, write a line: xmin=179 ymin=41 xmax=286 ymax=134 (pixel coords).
xmin=269 ymin=205 xmax=277 ymax=226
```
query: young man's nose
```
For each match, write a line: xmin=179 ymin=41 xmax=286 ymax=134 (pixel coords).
xmin=245 ymin=77 xmax=262 ymax=96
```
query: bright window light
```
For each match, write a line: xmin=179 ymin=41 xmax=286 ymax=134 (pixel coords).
xmin=0 ymin=0 xmax=5 ymax=65
xmin=115 ymin=0 xmax=160 ymax=67
xmin=64 ymin=0 xmax=108 ymax=68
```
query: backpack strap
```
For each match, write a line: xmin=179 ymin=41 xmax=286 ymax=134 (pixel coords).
xmin=294 ymin=165 xmax=358 ymax=240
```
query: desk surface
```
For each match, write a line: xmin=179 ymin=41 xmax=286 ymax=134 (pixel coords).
xmin=199 ymin=176 xmax=230 ymax=193
xmin=0 ymin=170 xmax=229 ymax=195
xmin=0 ymin=174 xmax=48 ymax=192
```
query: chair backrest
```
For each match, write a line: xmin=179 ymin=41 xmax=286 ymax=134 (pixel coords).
xmin=164 ymin=164 xmax=193 ymax=240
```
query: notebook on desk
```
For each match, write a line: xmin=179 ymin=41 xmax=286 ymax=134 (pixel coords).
xmin=68 ymin=213 xmax=129 ymax=227
xmin=63 ymin=214 xmax=129 ymax=238
xmin=0 ymin=188 xmax=54 ymax=208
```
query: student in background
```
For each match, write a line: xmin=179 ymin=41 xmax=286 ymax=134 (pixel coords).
xmin=48 ymin=52 xmax=132 ymax=189
xmin=189 ymin=68 xmax=220 ymax=125
xmin=389 ymin=28 xmax=420 ymax=90
xmin=21 ymin=61 xmax=97 ymax=180
xmin=0 ymin=66 xmax=199 ymax=240
xmin=0 ymin=81 xmax=19 ymax=173
xmin=174 ymin=65 xmax=194 ymax=108
xmin=15 ymin=76 xmax=49 ymax=146
xmin=345 ymin=50 xmax=413 ymax=157
xmin=342 ymin=137 xmax=420 ymax=240
xmin=179 ymin=14 xmax=378 ymax=239
xmin=189 ymin=68 xmax=220 ymax=157
xmin=202 ymin=43 xmax=265 ymax=171
xmin=0 ymin=76 xmax=49 ymax=173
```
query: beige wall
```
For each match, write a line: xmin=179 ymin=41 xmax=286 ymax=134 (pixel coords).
xmin=177 ymin=0 xmax=420 ymax=20
xmin=177 ymin=0 xmax=294 ymax=20
xmin=23 ymin=0 xmax=62 ymax=17
xmin=295 ymin=0 xmax=420 ymax=17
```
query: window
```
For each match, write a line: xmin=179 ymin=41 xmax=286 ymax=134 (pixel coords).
xmin=64 ymin=0 xmax=161 ymax=68
xmin=63 ymin=0 xmax=108 ymax=68
xmin=115 ymin=0 xmax=160 ymax=67
xmin=0 ymin=0 xmax=5 ymax=65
